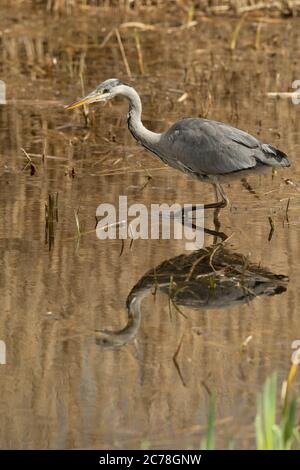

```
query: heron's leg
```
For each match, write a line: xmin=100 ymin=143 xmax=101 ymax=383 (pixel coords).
xmin=212 ymin=182 xmax=224 ymax=229
xmin=179 ymin=182 xmax=229 ymax=223
xmin=199 ymin=183 xmax=229 ymax=210
xmin=213 ymin=182 xmax=219 ymax=203
xmin=215 ymin=182 xmax=230 ymax=207
xmin=184 ymin=220 xmax=228 ymax=242
xmin=181 ymin=196 xmax=227 ymax=218
xmin=177 ymin=185 xmax=228 ymax=241
xmin=213 ymin=207 xmax=221 ymax=233
xmin=180 ymin=202 xmax=222 ymax=226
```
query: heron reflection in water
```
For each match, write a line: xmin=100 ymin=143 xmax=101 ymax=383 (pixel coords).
xmin=95 ymin=243 xmax=288 ymax=349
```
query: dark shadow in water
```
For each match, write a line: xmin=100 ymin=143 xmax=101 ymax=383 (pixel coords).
xmin=95 ymin=239 xmax=288 ymax=349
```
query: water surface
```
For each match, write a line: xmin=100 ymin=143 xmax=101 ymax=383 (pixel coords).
xmin=0 ymin=5 xmax=300 ymax=449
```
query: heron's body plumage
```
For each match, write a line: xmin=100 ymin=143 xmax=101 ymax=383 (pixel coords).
xmin=157 ymin=118 xmax=290 ymax=179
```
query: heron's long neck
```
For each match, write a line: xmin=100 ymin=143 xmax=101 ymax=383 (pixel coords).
xmin=124 ymin=86 xmax=161 ymax=151
xmin=117 ymin=295 xmax=143 ymax=344
xmin=95 ymin=289 xmax=149 ymax=348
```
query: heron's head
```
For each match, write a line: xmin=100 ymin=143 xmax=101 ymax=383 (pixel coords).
xmin=65 ymin=78 xmax=128 ymax=110
xmin=95 ymin=328 xmax=128 ymax=349
xmin=95 ymin=331 xmax=116 ymax=349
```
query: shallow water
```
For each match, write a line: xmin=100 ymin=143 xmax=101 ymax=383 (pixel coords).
xmin=0 ymin=5 xmax=300 ymax=449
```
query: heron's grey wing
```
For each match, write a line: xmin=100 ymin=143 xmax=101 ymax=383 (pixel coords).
xmin=217 ymin=122 xmax=289 ymax=166
xmin=160 ymin=118 xmax=289 ymax=176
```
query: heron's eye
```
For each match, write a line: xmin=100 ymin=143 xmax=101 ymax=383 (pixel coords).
xmin=102 ymin=88 xmax=110 ymax=94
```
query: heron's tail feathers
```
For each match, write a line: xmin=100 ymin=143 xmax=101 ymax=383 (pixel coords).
xmin=261 ymin=144 xmax=291 ymax=167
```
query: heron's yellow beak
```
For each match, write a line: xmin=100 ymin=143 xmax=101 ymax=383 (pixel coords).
xmin=65 ymin=91 xmax=102 ymax=110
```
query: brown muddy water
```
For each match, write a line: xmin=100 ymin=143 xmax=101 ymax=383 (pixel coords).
xmin=0 ymin=5 xmax=300 ymax=449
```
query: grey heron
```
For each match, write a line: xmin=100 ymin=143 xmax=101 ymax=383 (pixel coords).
xmin=66 ymin=78 xmax=290 ymax=209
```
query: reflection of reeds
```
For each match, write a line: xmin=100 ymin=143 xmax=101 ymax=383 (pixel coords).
xmin=46 ymin=0 xmax=75 ymax=14
xmin=74 ymin=208 xmax=81 ymax=236
xmin=3 ymin=36 xmax=48 ymax=73
xmin=285 ymin=198 xmax=290 ymax=223
xmin=21 ymin=148 xmax=37 ymax=176
xmin=172 ymin=335 xmax=186 ymax=388
xmin=268 ymin=216 xmax=275 ymax=241
xmin=45 ymin=193 xmax=58 ymax=251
